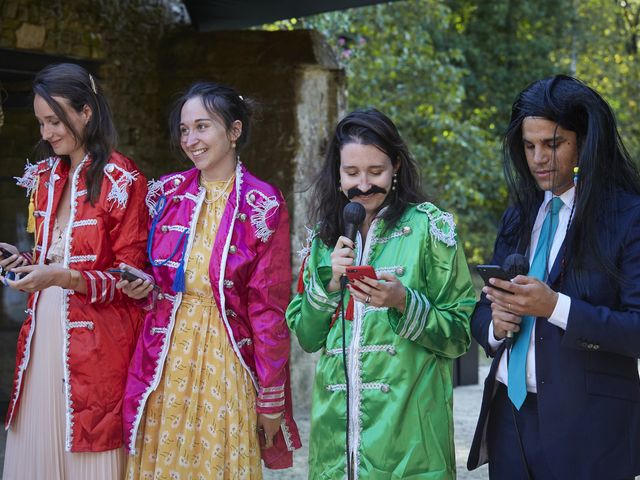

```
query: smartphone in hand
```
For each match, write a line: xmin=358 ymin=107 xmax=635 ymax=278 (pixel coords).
xmin=108 ymin=268 xmax=159 ymax=290
xmin=345 ymin=266 xmax=378 ymax=293
xmin=476 ymin=265 xmax=513 ymax=293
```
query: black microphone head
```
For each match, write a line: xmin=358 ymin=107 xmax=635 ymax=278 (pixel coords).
xmin=342 ymin=202 xmax=366 ymax=243
xmin=343 ymin=202 xmax=366 ymax=226
xmin=502 ymin=253 xmax=529 ymax=279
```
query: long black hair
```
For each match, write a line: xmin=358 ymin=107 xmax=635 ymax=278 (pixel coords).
xmin=311 ymin=108 xmax=427 ymax=247
xmin=504 ymin=74 xmax=640 ymax=278
xmin=33 ymin=63 xmax=117 ymax=204
xmin=168 ymin=81 xmax=254 ymax=159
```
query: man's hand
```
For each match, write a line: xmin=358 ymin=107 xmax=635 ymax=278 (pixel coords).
xmin=483 ymin=275 xmax=559 ymax=320
xmin=491 ymin=302 xmax=523 ymax=340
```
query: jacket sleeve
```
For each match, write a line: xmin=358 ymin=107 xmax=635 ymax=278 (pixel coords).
xmin=387 ymin=210 xmax=475 ymax=358
xmin=470 ymin=207 xmax=518 ymax=357
xmin=286 ymin=239 xmax=341 ymax=354
xmin=561 ymin=211 xmax=640 ymax=358
xmin=77 ymin=170 xmax=149 ymax=305
xmin=246 ymin=199 xmax=293 ymax=414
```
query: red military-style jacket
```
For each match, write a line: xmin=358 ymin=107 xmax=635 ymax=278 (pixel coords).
xmin=5 ymin=151 xmax=148 ymax=452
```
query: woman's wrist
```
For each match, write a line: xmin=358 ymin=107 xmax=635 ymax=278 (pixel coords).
xmin=327 ymin=277 xmax=341 ymax=292
xmin=62 ymin=268 xmax=78 ymax=290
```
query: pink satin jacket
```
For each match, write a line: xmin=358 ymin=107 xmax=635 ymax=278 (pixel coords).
xmin=123 ymin=162 xmax=300 ymax=468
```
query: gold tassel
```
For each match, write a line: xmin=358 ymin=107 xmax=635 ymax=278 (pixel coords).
xmin=26 ymin=193 xmax=36 ymax=233
xmin=26 ymin=175 xmax=39 ymax=234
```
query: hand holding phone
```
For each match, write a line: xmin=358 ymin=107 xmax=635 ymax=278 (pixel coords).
xmin=108 ymin=268 xmax=158 ymax=288
xmin=476 ymin=264 xmax=516 ymax=295
xmin=345 ymin=266 xmax=378 ymax=293
xmin=0 ymin=244 xmax=26 ymax=280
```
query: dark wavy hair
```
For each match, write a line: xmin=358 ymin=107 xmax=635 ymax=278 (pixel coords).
xmin=33 ymin=63 xmax=117 ymax=205
xmin=311 ymin=108 xmax=428 ymax=246
xmin=504 ymin=75 xmax=640 ymax=278
xmin=168 ymin=81 xmax=254 ymax=159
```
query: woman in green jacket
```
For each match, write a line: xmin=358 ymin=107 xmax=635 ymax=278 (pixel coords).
xmin=287 ymin=109 xmax=476 ymax=479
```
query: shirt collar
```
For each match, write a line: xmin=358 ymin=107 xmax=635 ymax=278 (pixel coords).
xmin=542 ymin=186 xmax=575 ymax=212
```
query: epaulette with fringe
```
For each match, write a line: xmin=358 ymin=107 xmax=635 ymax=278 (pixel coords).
xmin=145 ymin=174 xmax=187 ymax=217
xmin=416 ymin=202 xmax=457 ymax=247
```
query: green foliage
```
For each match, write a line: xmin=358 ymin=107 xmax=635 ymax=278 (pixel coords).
xmin=263 ymin=0 xmax=640 ymax=263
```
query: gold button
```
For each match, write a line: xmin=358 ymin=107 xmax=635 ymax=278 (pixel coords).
xmin=229 ymin=245 xmax=237 ymax=254
xmin=238 ymin=213 xmax=247 ymax=222
xmin=402 ymin=226 xmax=412 ymax=235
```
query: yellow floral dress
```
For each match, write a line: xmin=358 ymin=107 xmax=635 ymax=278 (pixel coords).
xmin=126 ymin=177 xmax=262 ymax=480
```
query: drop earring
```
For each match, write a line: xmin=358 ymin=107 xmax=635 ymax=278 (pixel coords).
xmin=391 ymin=173 xmax=398 ymax=191
xmin=573 ymin=166 xmax=580 ymax=185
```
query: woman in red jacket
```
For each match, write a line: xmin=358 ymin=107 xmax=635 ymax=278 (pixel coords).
xmin=1 ymin=63 xmax=148 ymax=479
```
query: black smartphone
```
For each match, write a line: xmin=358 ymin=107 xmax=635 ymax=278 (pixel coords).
xmin=476 ymin=264 xmax=514 ymax=293
xmin=107 ymin=268 xmax=159 ymax=291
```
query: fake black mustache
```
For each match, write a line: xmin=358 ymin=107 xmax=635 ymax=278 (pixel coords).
xmin=346 ymin=185 xmax=387 ymax=199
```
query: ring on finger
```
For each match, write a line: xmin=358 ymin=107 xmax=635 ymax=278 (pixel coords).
xmin=365 ymin=295 xmax=371 ymax=304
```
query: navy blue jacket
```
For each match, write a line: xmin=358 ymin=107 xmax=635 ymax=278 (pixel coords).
xmin=468 ymin=190 xmax=640 ymax=479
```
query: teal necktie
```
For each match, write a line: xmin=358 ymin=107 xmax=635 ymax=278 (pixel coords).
xmin=507 ymin=196 xmax=563 ymax=409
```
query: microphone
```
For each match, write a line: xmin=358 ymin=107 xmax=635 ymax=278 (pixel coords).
xmin=502 ymin=253 xmax=529 ymax=346
xmin=340 ymin=202 xmax=366 ymax=288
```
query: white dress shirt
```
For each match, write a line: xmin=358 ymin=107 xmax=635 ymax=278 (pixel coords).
xmin=489 ymin=187 xmax=575 ymax=393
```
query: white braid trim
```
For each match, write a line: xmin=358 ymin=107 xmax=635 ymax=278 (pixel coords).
xmin=246 ymin=189 xmax=279 ymax=242
xmin=104 ymin=164 xmax=139 ymax=209
xmin=15 ymin=160 xmax=40 ymax=196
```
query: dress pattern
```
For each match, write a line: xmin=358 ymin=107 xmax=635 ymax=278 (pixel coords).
xmin=127 ymin=177 xmax=262 ymax=480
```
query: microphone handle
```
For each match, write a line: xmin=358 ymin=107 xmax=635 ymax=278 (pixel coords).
xmin=343 ymin=224 xmax=358 ymax=243
xmin=341 ymin=223 xmax=358 ymax=290
xmin=505 ymin=330 xmax=514 ymax=348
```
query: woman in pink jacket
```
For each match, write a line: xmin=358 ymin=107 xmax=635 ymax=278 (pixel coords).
xmin=120 ymin=82 xmax=300 ymax=479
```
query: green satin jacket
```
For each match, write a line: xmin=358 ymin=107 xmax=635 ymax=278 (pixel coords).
xmin=287 ymin=202 xmax=476 ymax=479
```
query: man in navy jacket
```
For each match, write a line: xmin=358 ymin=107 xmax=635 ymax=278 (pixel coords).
xmin=467 ymin=75 xmax=640 ymax=479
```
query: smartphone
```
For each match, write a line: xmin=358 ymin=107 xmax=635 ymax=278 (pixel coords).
xmin=476 ymin=265 xmax=513 ymax=293
xmin=107 ymin=268 xmax=157 ymax=289
xmin=345 ymin=266 xmax=378 ymax=293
